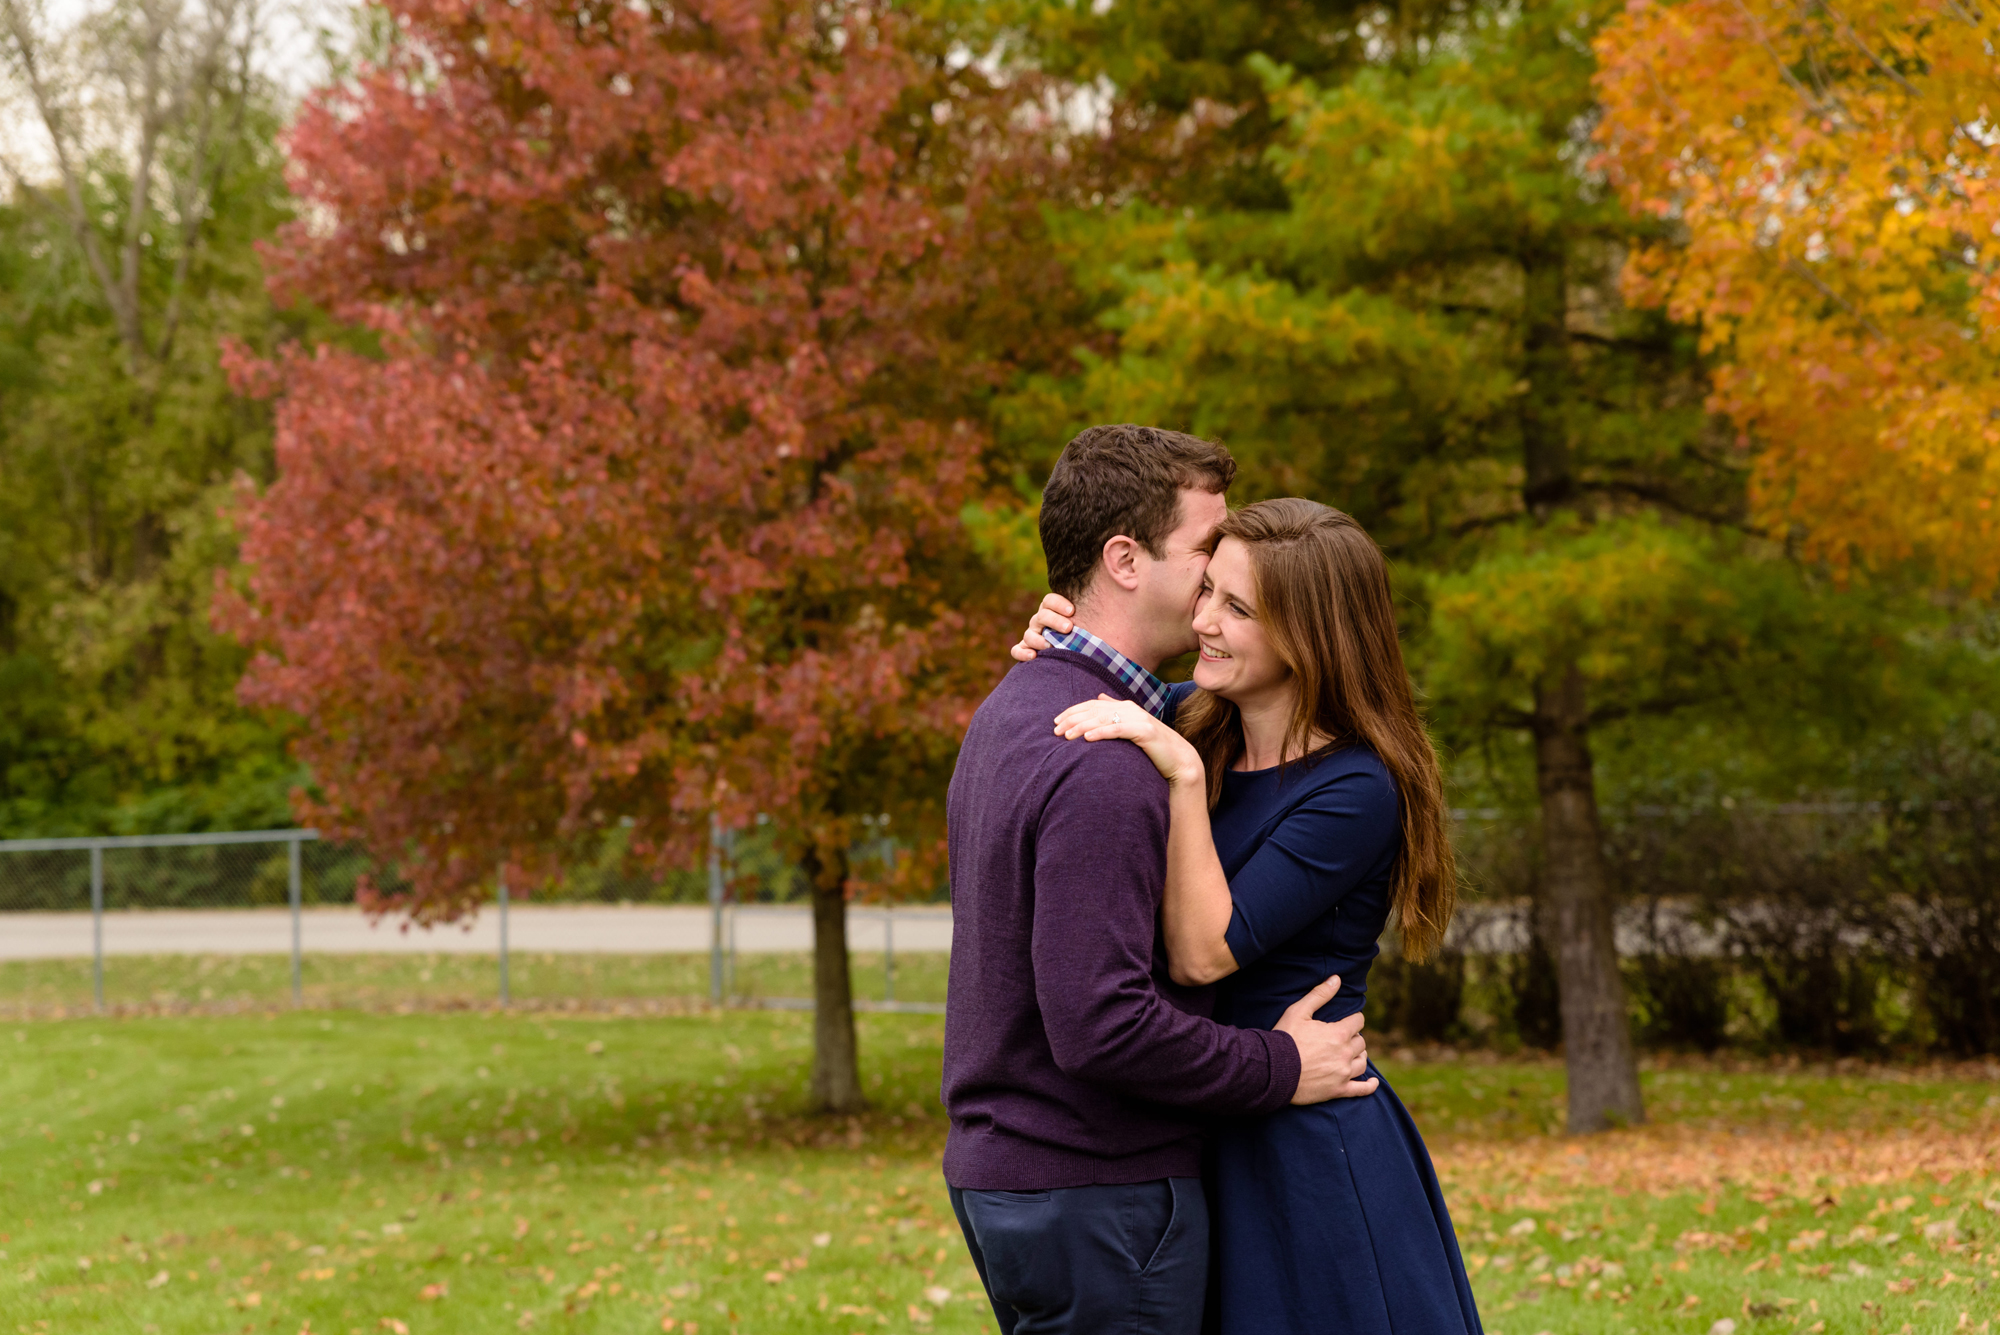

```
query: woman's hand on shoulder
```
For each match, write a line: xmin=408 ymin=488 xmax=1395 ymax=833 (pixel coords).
xmin=1009 ymin=593 xmax=1076 ymax=662
xmin=1053 ymin=695 xmax=1204 ymax=789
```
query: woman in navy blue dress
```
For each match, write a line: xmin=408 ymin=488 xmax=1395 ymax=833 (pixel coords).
xmin=1030 ymin=498 xmax=1482 ymax=1335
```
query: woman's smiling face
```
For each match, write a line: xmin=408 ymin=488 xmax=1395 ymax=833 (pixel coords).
xmin=1190 ymin=536 xmax=1290 ymax=704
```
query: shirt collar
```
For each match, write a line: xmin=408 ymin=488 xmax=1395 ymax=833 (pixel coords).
xmin=1042 ymin=624 xmax=1174 ymax=720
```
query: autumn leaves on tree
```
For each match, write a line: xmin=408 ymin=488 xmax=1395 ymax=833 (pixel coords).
xmin=1596 ymin=0 xmax=2000 ymax=590
xmin=983 ymin=0 xmax=1998 ymax=1131
xmin=221 ymin=0 xmax=1021 ymax=1111
xmin=201 ymin=0 xmax=2000 ymax=1125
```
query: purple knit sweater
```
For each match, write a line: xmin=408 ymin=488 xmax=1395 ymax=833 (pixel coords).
xmin=940 ymin=650 xmax=1302 ymax=1190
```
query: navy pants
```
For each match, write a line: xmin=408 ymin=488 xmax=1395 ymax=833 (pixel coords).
xmin=949 ymin=1177 xmax=1208 ymax=1335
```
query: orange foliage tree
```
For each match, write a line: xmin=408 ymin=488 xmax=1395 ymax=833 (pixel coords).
xmin=220 ymin=0 xmax=1023 ymax=1110
xmin=1594 ymin=0 xmax=2000 ymax=587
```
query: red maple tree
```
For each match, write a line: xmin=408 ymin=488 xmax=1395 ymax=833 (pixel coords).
xmin=220 ymin=0 xmax=1021 ymax=1109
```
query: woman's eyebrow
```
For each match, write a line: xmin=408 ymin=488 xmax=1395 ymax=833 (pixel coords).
xmin=1211 ymin=585 xmax=1254 ymax=611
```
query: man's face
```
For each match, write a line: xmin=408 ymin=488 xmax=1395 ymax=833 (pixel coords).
xmin=1134 ymin=486 xmax=1228 ymax=660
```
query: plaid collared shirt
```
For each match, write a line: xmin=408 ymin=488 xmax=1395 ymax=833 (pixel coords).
xmin=1042 ymin=624 xmax=1174 ymax=720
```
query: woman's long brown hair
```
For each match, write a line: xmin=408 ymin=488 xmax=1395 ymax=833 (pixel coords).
xmin=1176 ymin=498 xmax=1458 ymax=961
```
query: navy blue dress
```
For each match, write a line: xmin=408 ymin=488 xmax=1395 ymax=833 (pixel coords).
xmin=1200 ymin=745 xmax=1482 ymax=1335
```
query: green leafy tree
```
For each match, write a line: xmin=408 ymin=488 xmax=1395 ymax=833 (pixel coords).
xmin=0 ymin=0 xmax=301 ymax=837
xmin=997 ymin=0 xmax=1993 ymax=1129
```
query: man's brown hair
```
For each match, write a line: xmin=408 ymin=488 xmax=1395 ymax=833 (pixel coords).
xmin=1038 ymin=425 xmax=1237 ymax=601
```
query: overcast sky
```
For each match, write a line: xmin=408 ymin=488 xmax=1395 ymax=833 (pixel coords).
xmin=0 ymin=0 xmax=344 ymax=184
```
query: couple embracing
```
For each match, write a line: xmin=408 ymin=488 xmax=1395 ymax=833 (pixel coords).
xmin=941 ymin=425 xmax=1484 ymax=1335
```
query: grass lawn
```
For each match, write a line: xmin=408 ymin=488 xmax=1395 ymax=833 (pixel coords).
xmin=0 ymin=953 xmax=948 ymax=1018
xmin=1 ymin=1006 xmax=1996 ymax=1335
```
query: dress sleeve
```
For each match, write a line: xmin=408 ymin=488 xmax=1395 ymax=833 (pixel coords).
xmin=1222 ymin=763 xmax=1401 ymax=970
xmin=1161 ymin=680 xmax=1199 ymax=727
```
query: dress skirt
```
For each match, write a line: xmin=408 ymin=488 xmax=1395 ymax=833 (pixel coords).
xmin=1206 ymin=1062 xmax=1482 ymax=1335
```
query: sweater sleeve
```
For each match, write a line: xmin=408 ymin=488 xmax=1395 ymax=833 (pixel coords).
xmin=1029 ymin=741 xmax=1300 ymax=1116
xmin=1223 ymin=763 xmax=1401 ymax=971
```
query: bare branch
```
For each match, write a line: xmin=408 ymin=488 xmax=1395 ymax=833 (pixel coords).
xmin=0 ymin=0 xmax=266 ymax=375
xmin=1820 ymin=0 xmax=1920 ymax=99
xmin=1575 ymin=478 xmax=1766 ymax=536
xmin=1588 ymin=695 xmax=1705 ymax=726
xmin=0 ymin=0 xmax=146 ymax=362
xmin=1782 ymin=253 xmax=1888 ymax=340
xmin=117 ymin=0 xmax=173 ymax=373
xmin=158 ymin=0 xmax=255 ymax=364
xmin=1731 ymin=0 xmax=1839 ymax=116
xmin=1812 ymin=0 xmax=1988 ymax=151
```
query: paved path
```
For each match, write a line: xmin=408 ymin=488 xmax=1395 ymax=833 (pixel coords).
xmin=0 ymin=904 xmax=952 ymax=961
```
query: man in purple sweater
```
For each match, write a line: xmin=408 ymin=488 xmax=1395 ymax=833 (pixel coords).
xmin=942 ymin=425 xmax=1377 ymax=1334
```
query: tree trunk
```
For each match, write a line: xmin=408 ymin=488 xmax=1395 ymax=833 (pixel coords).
xmin=1532 ymin=664 xmax=1645 ymax=1133
xmin=1516 ymin=241 xmax=1646 ymax=1134
xmin=803 ymin=845 xmax=866 ymax=1114
xmin=1520 ymin=245 xmax=1575 ymax=514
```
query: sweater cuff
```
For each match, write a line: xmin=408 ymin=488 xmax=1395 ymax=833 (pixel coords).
xmin=1257 ymin=1027 xmax=1302 ymax=1113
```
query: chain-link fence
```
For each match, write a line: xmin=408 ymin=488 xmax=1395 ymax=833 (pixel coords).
xmin=0 ymin=829 xmax=947 ymax=1018
xmin=17 ymin=796 xmax=1991 ymax=1053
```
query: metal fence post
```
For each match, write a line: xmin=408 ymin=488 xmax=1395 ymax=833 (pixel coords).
xmin=726 ymin=898 xmax=738 ymax=997
xmin=90 ymin=844 xmax=104 ymax=1013
xmin=497 ymin=870 xmax=511 ymax=1008
xmin=884 ymin=907 xmax=895 ymax=1004
xmin=288 ymin=837 xmax=303 ymax=1007
xmin=707 ymin=815 xmax=725 ymax=1006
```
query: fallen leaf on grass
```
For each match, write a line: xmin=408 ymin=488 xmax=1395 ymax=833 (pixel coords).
xmin=419 ymin=1281 xmax=447 ymax=1300
xmin=923 ymin=1287 xmax=952 ymax=1305
xmin=1436 ymin=1124 xmax=2000 ymax=1208
xmin=379 ymin=1320 xmax=408 ymax=1333
xmin=145 ymin=1270 xmax=169 ymax=1288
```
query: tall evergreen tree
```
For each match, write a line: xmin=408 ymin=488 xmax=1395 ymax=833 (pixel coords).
xmin=997 ymin=0 xmax=1979 ymax=1129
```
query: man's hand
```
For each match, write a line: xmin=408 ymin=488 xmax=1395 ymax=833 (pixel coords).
xmin=1274 ymin=975 xmax=1378 ymax=1105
